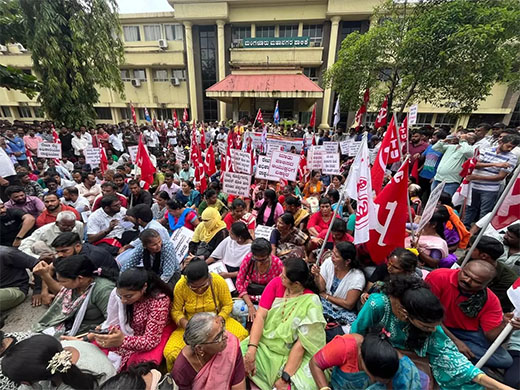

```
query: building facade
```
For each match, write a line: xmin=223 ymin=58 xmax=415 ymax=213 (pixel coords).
xmin=0 ymin=0 xmax=519 ymax=129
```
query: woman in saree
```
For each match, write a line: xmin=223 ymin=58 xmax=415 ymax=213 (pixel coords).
xmin=163 ymin=259 xmax=248 ymax=371
xmin=309 ymin=326 xmax=424 ymax=390
xmin=172 ymin=312 xmax=246 ymax=390
xmin=175 ymin=180 xmax=201 ymax=208
xmin=269 ymin=213 xmax=309 ymax=262
xmin=241 ymin=258 xmax=326 ymax=390
xmin=161 ymin=198 xmax=199 ymax=233
xmin=34 ymin=255 xmax=116 ymax=336
xmin=351 ymin=274 xmax=512 ymax=390
xmin=302 ymin=170 xmax=323 ymax=200
xmin=187 ymin=207 xmax=228 ymax=261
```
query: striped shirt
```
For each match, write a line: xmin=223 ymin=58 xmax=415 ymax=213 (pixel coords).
xmin=472 ymin=147 xmax=517 ymax=191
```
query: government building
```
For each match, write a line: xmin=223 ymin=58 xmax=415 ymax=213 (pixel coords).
xmin=1 ymin=0 xmax=519 ymax=129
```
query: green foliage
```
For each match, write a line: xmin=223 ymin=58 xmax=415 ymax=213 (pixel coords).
xmin=0 ymin=0 xmax=25 ymax=45
xmin=0 ymin=65 xmax=41 ymax=98
xmin=19 ymin=0 xmax=125 ymax=128
xmin=324 ymin=0 xmax=520 ymax=116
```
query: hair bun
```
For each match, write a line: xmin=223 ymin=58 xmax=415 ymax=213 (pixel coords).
xmin=379 ymin=328 xmax=391 ymax=340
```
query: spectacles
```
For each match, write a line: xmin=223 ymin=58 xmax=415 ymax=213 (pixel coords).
xmin=188 ymin=278 xmax=210 ymax=292
xmin=200 ymin=328 xmax=226 ymax=344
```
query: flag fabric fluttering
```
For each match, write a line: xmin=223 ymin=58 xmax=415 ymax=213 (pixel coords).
xmin=298 ymin=141 xmax=309 ymax=183
xmin=130 ymin=104 xmax=137 ymax=124
xmin=374 ymin=96 xmax=388 ymax=129
xmin=255 ymin=108 xmax=264 ymax=126
xmin=204 ymin=143 xmax=217 ymax=177
xmin=273 ymin=101 xmax=280 ymax=125
xmin=333 ymin=96 xmax=341 ymax=128
xmin=491 ymin=173 xmax=520 ymax=230
xmin=144 ymin=108 xmax=151 ymax=122
xmin=172 ymin=110 xmax=179 ymax=128
xmin=182 ymin=108 xmax=188 ymax=122
xmin=51 ymin=125 xmax=62 ymax=166
xmin=453 ymin=150 xmax=479 ymax=207
xmin=344 ymin=134 xmax=376 ymax=245
xmin=309 ymin=104 xmax=317 ymax=129
xmin=366 ymin=160 xmax=410 ymax=264
xmin=261 ymin=125 xmax=268 ymax=153
xmin=353 ymin=88 xmax=370 ymax=130
xmin=371 ymin=116 xmax=401 ymax=194
xmin=135 ymin=135 xmax=156 ymax=186
xmin=100 ymin=147 xmax=109 ymax=174
xmin=397 ymin=115 xmax=408 ymax=146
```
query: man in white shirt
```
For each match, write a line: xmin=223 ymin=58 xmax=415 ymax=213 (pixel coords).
xmin=60 ymin=156 xmax=74 ymax=172
xmin=62 ymin=186 xmax=90 ymax=215
xmin=166 ymin=127 xmax=177 ymax=147
xmin=71 ymin=130 xmax=88 ymax=157
xmin=143 ymin=127 xmax=160 ymax=154
xmin=109 ymin=130 xmax=124 ymax=155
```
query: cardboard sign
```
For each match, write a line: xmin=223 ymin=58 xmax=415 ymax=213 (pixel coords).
xmin=255 ymin=155 xmax=280 ymax=181
xmin=339 ymin=140 xmax=351 ymax=155
xmin=323 ymin=141 xmax=338 ymax=153
xmin=231 ymin=149 xmax=252 ymax=174
xmin=417 ymin=181 xmax=446 ymax=233
xmin=37 ymin=142 xmax=62 ymax=159
xmin=268 ymin=151 xmax=300 ymax=181
xmin=250 ymin=132 xmax=304 ymax=152
xmin=223 ymin=171 xmax=251 ymax=197
xmin=208 ymin=261 xmax=236 ymax=292
xmin=348 ymin=141 xmax=362 ymax=157
xmin=255 ymin=224 xmax=274 ymax=241
xmin=170 ymin=226 xmax=194 ymax=263
xmin=308 ymin=146 xmax=325 ymax=170
xmin=128 ymin=145 xmax=138 ymax=163
xmin=322 ymin=153 xmax=340 ymax=175
xmin=84 ymin=147 xmax=101 ymax=165
xmin=175 ymin=147 xmax=186 ymax=163
xmin=218 ymin=142 xmax=226 ymax=155
xmin=409 ymin=104 xmax=418 ymax=125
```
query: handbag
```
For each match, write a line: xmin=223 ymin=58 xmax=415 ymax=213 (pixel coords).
xmin=195 ymin=241 xmax=213 ymax=259
xmin=246 ymin=282 xmax=266 ymax=296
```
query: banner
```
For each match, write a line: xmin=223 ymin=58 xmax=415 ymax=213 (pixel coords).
xmin=37 ymin=142 xmax=62 ymax=159
xmin=175 ymin=148 xmax=186 ymax=163
xmin=322 ymin=153 xmax=340 ymax=175
xmin=250 ymin=132 xmax=304 ymax=152
xmin=323 ymin=141 xmax=338 ymax=153
xmin=243 ymin=36 xmax=310 ymax=48
xmin=223 ymin=171 xmax=251 ymax=197
xmin=231 ymin=149 xmax=252 ymax=174
xmin=417 ymin=180 xmax=446 ymax=232
xmin=170 ymin=226 xmax=194 ymax=263
xmin=408 ymin=104 xmax=418 ymax=125
xmin=255 ymin=155 xmax=280 ymax=181
xmin=84 ymin=147 xmax=101 ymax=165
xmin=128 ymin=145 xmax=138 ymax=163
xmin=268 ymin=151 xmax=300 ymax=181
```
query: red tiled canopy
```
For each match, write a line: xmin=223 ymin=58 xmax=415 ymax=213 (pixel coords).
xmin=206 ymin=74 xmax=323 ymax=93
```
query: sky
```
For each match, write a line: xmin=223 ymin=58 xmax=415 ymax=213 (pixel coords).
xmin=117 ymin=0 xmax=173 ymax=13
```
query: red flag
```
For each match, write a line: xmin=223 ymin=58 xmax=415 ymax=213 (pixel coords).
xmin=366 ymin=160 xmax=409 ymax=264
xmin=374 ymin=96 xmax=388 ymax=129
xmin=398 ymin=115 xmax=408 ymax=147
xmin=353 ymin=88 xmax=370 ymax=130
xmin=51 ymin=125 xmax=61 ymax=165
xmin=172 ymin=110 xmax=179 ymax=128
xmin=204 ymin=144 xmax=217 ymax=177
xmin=255 ymin=108 xmax=264 ymax=125
xmin=411 ymin=159 xmax=419 ymax=182
xmin=130 ymin=104 xmax=137 ymax=124
xmin=135 ymin=135 xmax=155 ymax=186
xmin=100 ymin=147 xmax=109 ymax=174
xmin=183 ymin=108 xmax=189 ymax=122
xmin=223 ymin=129 xmax=235 ymax=173
xmin=309 ymin=104 xmax=316 ymax=129
xmin=491 ymin=174 xmax=520 ymax=229
xmin=371 ymin=116 xmax=401 ymax=194
xmin=199 ymin=127 xmax=206 ymax=151
xmin=298 ymin=145 xmax=309 ymax=183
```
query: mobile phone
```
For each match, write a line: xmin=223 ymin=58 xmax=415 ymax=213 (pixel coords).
xmin=90 ymin=328 xmax=110 ymax=335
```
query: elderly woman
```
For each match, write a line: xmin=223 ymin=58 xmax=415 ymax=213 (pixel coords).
xmin=242 ymin=258 xmax=326 ymax=390
xmin=188 ymin=207 xmax=228 ymax=261
xmin=163 ymin=260 xmax=248 ymax=371
xmin=269 ymin=213 xmax=308 ymax=262
xmin=311 ymin=242 xmax=365 ymax=341
xmin=172 ymin=312 xmax=246 ymax=390
xmin=161 ymin=198 xmax=199 ymax=232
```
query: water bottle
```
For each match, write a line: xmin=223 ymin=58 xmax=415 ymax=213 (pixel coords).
xmin=232 ymin=299 xmax=248 ymax=327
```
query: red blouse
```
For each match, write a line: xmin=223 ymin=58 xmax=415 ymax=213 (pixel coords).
xmin=235 ymin=253 xmax=283 ymax=299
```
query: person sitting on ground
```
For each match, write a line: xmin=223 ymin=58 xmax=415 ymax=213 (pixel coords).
xmin=0 ymin=200 xmax=35 ymax=247
xmin=284 ymin=196 xmax=309 ymax=230
xmin=163 ymin=259 xmax=248 ymax=371
xmin=307 ymin=197 xmax=339 ymax=239
xmin=187 ymin=207 xmax=228 ymax=261
xmin=91 ymin=181 xmax=128 ymax=211
xmin=254 ymin=189 xmax=284 ymax=227
xmin=310 ymin=326 xmax=424 ymax=390
xmin=99 ymin=362 xmax=166 ymax=390
xmin=498 ymin=223 xmax=520 ymax=275
xmin=34 ymin=255 xmax=116 ymax=336
xmin=242 ymin=258 xmax=326 ymax=390
xmin=176 ymin=180 xmax=201 ymax=208
xmin=121 ymin=229 xmax=180 ymax=284
xmin=4 ymin=185 xmax=45 ymax=219
xmin=62 ymin=186 xmax=90 ymax=214
xmin=270 ymin=212 xmax=308 ymax=262
xmin=151 ymin=190 xmax=169 ymax=220
xmin=1 ymin=334 xmax=115 ymax=390
xmin=426 ymin=260 xmax=520 ymax=370
xmin=172 ymin=312 xmax=246 ymax=390
xmin=160 ymin=198 xmax=200 ymax=233
xmin=0 ymin=329 xmax=34 ymax=390
xmin=312 ymin=218 xmax=354 ymax=250
xmin=124 ymin=203 xmax=171 ymax=248
xmin=17 ymin=169 xmax=44 ymax=198
xmin=198 ymin=189 xmax=228 ymax=217
xmin=113 ymin=173 xmax=130 ymax=197
xmin=36 ymin=192 xmax=81 ymax=228
xmin=303 ymin=170 xmax=323 ymax=200
xmin=311 ymin=241 xmax=365 ymax=341
xmin=154 ymin=172 xmax=180 ymax=199
xmin=76 ymin=172 xmax=102 ymax=206
xmin=206 ymin=222 xmax=253 ymax=280
xmin=223 ymin=198 xmax=255 ymax=238
xmin=128 ymin=180 xmax=153 ymax=208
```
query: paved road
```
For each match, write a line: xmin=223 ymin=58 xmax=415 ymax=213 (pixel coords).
xmin=1 ymin=295 xmax=47 ymax=333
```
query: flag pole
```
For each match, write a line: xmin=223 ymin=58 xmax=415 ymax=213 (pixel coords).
xmin=460 ymin=163 xmax=520 ymax=268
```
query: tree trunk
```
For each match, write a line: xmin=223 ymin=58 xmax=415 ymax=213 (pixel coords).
xmin=398 ymin=80 xmax=418 ymax=115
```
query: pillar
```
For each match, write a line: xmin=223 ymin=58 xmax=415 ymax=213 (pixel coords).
xmin=251 ymin=23 xmax=256 ymax=38
xmin=184 ymin=22 xmax=198 ymax=121
xmin=217 ymin=20 xmax=227 ymax=122
xmin=145 ymin=67 xmax=154 ymax=104
xmin=320 ymin=16 xmax=341 ymax=128
xmin=298 ymin=22 xmax=303 ymax=37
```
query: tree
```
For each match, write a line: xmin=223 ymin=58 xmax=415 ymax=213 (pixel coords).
xmin=324 ymin=0 xmax=520 ymax=121
xmin=19 ymin=0 xmax=125 ymax=128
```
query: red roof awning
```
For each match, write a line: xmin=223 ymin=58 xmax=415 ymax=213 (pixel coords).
xmin=206 ymin=74 xmax=323 ymax=95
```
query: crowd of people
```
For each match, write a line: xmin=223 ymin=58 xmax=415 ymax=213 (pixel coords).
xmin=0 ymin=117 xmax=519 ymax=390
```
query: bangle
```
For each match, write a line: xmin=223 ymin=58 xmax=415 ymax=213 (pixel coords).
xmin=474 ymin=373 xmax=484 ymax=383
xmin=247 ymin=343 xmax=258 ymax=349
xmin=319 ymin=387 xmax=332 ymax=390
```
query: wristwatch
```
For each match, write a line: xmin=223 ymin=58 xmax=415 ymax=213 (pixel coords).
xmin=281 ymin=370 xmax=291 ymax=384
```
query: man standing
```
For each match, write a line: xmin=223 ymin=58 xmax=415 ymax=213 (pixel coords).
xmin=4 ymin=128 xmax=27 ymax=167
xmin=36 ymin=192 xmax=81 ymax=228
xmin=71 ymin=129 xmax=88 ymax=158
xmin=407 ymin=130 xmax=429 ymax=171
xmin=59 ymin=127 xmax=74 ymax=158
xmin=4 ymin=185 xmax=45 ymax=219
xmin=0 ymin=201 xmax=35 ymax=247
xmin=418 ymin=130 xmax=447 ymax=204
xmin=473 ymin=123 xmax=492 ymax=151
xmin=128 ymin=180 xmax=152 ymax=208
xmin=23 ymin=129 xmax=43 ymax=157
xmin=464 ymin=134 xmax=519 ymax=227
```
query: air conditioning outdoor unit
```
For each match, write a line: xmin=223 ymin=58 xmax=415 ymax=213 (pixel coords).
xmin=131 ymin=79 xmax=142 ymax=87
xmin=15 ymin=43 xmax=27 ymax=52
xmin=158 ymin=39 xmax=168 ymax=49
xmin=171 ymin=77 xmax=180 ymax=86
xmin=0 ymin=45 xmax=7 ymax=53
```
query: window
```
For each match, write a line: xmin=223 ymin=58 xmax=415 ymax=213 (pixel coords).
xmin=34 ymin=106 xmax=45 ymax=118
xmin=256 ymin=26 xmax=275 ymax=38
xmin=133 ymin=69 xmax=147 ymax=81
xmin=303 ymin=24 xmax=323 ymax=46
xmin=340 ymin=21 xmax=362 ymax=41
xmin=120 ymin=69 xmax=132 ymax=81
xmin=279 ymin=24 xmax=298 ymax=38
xmin=153 ymin=69 xmax=169 ymax=81
xmin=415 ymin=113 xmax=434 ymax=126
xmin=364 ymin=112 xmax=378 ymax=127
xmin=123 ymin=26 xmax=141 ymax=42
xmin=95 ymin=107 xmax=113 ymax=120
xmin=199 ymin=26 xmax=217 ymax=121
xmin=435 ymin=113 xmax=457 ymax=127
xmin=172 ymin=69 xmax=186 ymax=81
xmin=303 ymin=67 xmax=319 ymax=82
xmin=1 ymin=106 xmax=11 ymax=117
xmin=156 ymin=108 xmax=172 ymax=120
xmin=18 ymin=106 xmax=32 ymax=118
xmin=508 ymin=98 xmax=520 ymax=128
xmin=164 ymin=24 xmax=183 ymax=41
xmin=120 ymin=108 xmax=132 ymax=121
xmin=232 ymin=26 xmax=251 ymax=41
xmin=143 ymin=24 xmax=162 ymax=41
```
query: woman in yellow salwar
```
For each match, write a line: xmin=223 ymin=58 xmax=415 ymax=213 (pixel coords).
xmin=163 ymin=259 xmax=248 ymax=370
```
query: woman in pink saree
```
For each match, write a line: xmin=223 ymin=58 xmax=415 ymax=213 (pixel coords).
xmin=172 ymin=312 xmax=246 ymax=390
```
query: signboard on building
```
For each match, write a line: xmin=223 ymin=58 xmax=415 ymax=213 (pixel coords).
xmin=243 ymin=36 xmax=310 ymax=48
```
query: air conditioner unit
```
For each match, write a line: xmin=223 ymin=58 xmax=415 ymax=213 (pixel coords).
xmin=15 ymin=43 xmax=27 ymax=52
xmin=131 ymin=79 xmax=142 ymax=87
xmin=171 ymin=77 xmax=180 ymax=86
xmin=0 ymin=45 xmax=7 ymax=53
xmin=158 ymin=39 xmax=168 ymax=49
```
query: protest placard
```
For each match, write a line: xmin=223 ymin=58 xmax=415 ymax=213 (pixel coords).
xmin=218 ymin=142 xmax=226 ymax=155
xmin=322 ymin=153 xmax=340 ymax=175
xmin=409 ymin=104 xmax=418 ymax=125
xmin=37 ymin=142 xmax=62 ymax=159
xmin=307 ymin=146 xmax=325 ymax=170
xmin=348 ymin=141 xmax=362 ymax=157
xmin=323 ymin=141 xmax=338 ymax=153
xmin=339 ymin=140 xmax=351 ymax=155
xmin=417 ymin=181 xmax=446 ymax=232
xmin=175 ymin=147 xmax=186 ymax=162
xmin=84 ymin=147 xmax=101 ymax=165
xmin=255 ymin=225 xmax=274 ymax=241
xmin=223 ymin=171 xmax=251 ymax=197
xmin=255 ymin=155 xmax=280 ymax=181
xmin=268 ymin=151 xmax=300 ymax=181
xmin=170 ymin=226 xmax=194 ymax=263
xmin=128 ymin=145 xmax=138 ymax=163
xmin=208 ymin=261 xmax=236 ymax=292
xmin=231 ymin=149 xmax=252 ymax=174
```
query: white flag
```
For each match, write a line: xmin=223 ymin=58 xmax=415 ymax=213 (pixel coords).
xmin=333 ymin=96 xmax=341 ymax=128
xmin=344 ymin=133 xmax=376 ymax=244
